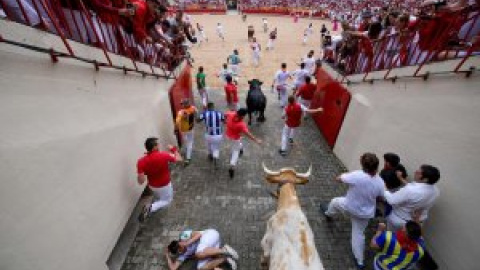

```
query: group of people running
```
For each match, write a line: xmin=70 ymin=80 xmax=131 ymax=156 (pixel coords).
xmin=134 ymin=14 xmax=442 ymax=270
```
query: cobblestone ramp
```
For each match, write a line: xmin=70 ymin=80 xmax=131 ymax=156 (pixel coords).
xmin=121 ymin=87 xmax=377 ymax=270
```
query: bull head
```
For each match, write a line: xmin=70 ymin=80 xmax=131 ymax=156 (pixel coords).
xmin=248 ymin=79 xmax=263 ymax=87
xmin=262 ymin=163 xmax=311 ymax=185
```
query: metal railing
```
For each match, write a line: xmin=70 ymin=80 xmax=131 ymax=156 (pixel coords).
xmin=324 ymin=5 xmax=480 ymax=82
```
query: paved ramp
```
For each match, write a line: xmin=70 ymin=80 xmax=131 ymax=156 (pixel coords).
xmin=121 ymin=87 xmax=377 ymax=270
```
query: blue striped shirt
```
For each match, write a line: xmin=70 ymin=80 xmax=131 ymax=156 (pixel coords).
xmin=374 ymin=231 xmax=425 ymax=270
xmin=199 ymin=110 xmax=224 ymax=135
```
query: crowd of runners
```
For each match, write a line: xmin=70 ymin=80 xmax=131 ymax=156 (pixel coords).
xmin=135 ymin=11 xmax=443 ymax=270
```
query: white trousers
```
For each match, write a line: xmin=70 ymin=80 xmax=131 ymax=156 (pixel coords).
xmin=198 ymin=88 xmax=208 ymax=108
xmin=277 ymin=85 xmax=288 ymax=107
xmin=150 ymin=182 xmax=173 ymax=212
xmin=325 ymin=197 xmax=369 ymax=265
xmin=196 ymin=229 xmax=221 ymax=269
xmin=182 ymin=130 xmax=194 ymax=159
xmin=267 ymin=39 xmax=274 ymax=49
xmin=205 ymin=134 xmax=223 ymax=159
xmin=299 ymin=98 xmax=311 ymax=118
xmin=229 ymin=139 xmax=243 ymax=166
xmin=386 ymin=212 xmax=408 ymax=232
xmin=230 ymin=64 xmax=240 ymax=76
xmin=281 ymin=125 xmax=296 ymax=151
xmin=252 ymin=51 xmax=260 ymax=66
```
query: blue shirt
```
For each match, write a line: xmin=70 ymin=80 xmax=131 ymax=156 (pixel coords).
xmin=199 ymin=110 xmax=224 ymax=135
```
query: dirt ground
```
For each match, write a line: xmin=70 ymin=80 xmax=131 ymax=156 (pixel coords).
xmin=188 ymin=14 xmax=339 ymax=91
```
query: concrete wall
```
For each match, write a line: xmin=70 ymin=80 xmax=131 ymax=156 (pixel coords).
xmin=334 ymin=68 xmax=480 ymax=270
xmin=0 ymin=35 xmax=177 ymax=270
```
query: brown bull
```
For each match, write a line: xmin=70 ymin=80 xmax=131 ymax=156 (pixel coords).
xmin=261 ymin=163 xmax=324 ymax=270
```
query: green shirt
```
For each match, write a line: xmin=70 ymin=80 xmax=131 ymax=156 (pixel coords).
xmin=196 ymin=72 xmax=206 ymax=89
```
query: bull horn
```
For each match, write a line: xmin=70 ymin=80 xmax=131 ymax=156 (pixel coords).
xmin=295 ymin=165 xmax=312 ymax=178
xmin=262 ymin=162 xmax=281 ymax=176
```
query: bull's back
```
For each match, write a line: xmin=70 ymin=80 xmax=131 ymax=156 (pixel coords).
xmin=266 ymin=208 xmax=324 ymax=270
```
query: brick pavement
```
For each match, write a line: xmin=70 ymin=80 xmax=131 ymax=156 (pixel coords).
xmin=121 ymin=86 xmax=379 ymax=270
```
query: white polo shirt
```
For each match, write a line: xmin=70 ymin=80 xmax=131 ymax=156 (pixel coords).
xmin=274 ymin=70 xmax=290 ymax=86
xmin=341 ymin=170 xmax=385 ymax=219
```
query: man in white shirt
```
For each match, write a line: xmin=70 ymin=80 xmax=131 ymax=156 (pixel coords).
xmin=292 ymin=62 xmax=309 ymax=91
xmin=384 ymin=164 xmax=440 ymax=232
xmin=272 ymin=63 xmax=292 ymax=108
xmin=218 ymin=63 xmax=234 ymax=84
xmin=303 ymin=50 xmax=316 ymax=75
xmin=320 ymin=153 xmax=385 ymax=269
xmin=303 ymin=23 xmax=313 ymax=44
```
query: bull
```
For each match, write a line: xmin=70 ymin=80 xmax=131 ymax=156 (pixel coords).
xmin=246 ymin=79 xmax=267 ymax=125
xmin=260 ymin=163 xmax=324 ymax=270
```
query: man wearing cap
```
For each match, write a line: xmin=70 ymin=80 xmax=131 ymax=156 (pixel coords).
xmin=225 ymin=108 xmax=262 ymax=178
xmin=137 ymin=137 xmax=182 ymax=221
xmin=198 ymin=102 xmax=225 ymax=168
xmin=166 ymin=229 xmax=239 ymax=270
xmin=176 ymin=99 xmax=198 ymax=165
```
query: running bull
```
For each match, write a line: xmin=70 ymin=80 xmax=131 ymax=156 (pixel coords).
xmin=246 ymin=79 xmax=267 ymax=125
xmin=261 ymin=163 xmax=324 ymax=270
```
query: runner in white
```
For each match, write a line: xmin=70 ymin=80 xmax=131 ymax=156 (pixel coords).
xmin=303 ymin=23 xmax=313 ymax=45
xmin=292 ymin=62 xmax=309 ymax=91
xmin=216 ymin=22 xmax=225 ymax=41
xmin=303 ymin=50 xmax=316 ymax=75
xmin=196 ymin=22 xmax=208 ymax=45
xmin=272 ymin=63 xmax=292 ymax=108
xmin=262 ymin=18 xmax=268 ymax=33
xmin=250 ymin=37 xmax=261 ymax=67
xmin=218 ymin=63 xmax=234 ymax=84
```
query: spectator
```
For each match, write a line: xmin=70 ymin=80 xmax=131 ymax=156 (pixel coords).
xmin=320 ymin=153 xmax=385 ymax=269
xmin=370 ymin=221 xmax=426 ymax=270
xmin=380 ymin=152 xmax=408 ymax=191
xmin=166 ymin=228 xmax=239 ymax=270
xmin=384 ymin=164 xmax=441 ymax=231
xmin=136 ymin=137 xmax=182 ymax=221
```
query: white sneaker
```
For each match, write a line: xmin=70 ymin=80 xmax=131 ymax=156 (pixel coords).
xmin=226 ymin=257 xmax=237 ymax=270
xmin=223 ymin=244 xmax=239 ymax=260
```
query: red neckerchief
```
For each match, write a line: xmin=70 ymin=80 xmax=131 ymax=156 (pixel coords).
xmin=396 ymin=230 xmax=419 ymax=252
